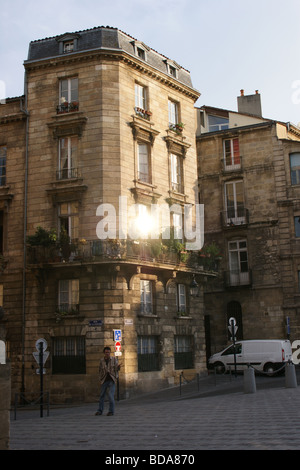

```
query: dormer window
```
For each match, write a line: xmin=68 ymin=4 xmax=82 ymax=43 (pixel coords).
xmin=137 ymin=47 xmax=145 ymax=60
xmin=64 ymin=41 xmax=74 ymax=53
xmin=56 ymin=33 xmax=80 ymax=55
xmin=165 ymin=60 xmax=180 ymax=79
xmin=169 ymin=66 xmax=177 ymax=78
xmin=131 ymin=40 xmax=149 ymax=62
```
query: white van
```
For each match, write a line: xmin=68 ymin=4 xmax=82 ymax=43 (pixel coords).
xmin=208 ymin=340 xmax=292 ymax=374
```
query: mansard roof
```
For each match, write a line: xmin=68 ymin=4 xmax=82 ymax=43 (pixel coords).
xmin=25 ymin=26 xmax=195 ymax=89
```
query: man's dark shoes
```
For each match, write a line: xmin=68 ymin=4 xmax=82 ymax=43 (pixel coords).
xmin=107 ymin=412 xmax=113 ymax=416
xmin=95 ymin=411 xmax=102 ymax=415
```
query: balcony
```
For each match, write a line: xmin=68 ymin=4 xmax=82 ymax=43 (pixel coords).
xmin=56 ymin=167 xmax=79 ymax=180
xmin=27 ymin=238 xmax=221 ymax=274
xmin=56 ymin=101 xmax=79 ymax=114
xmin=224 ymin=269 xmax=252 ymax=287
xmin=220 ymin=208 xmax=249 ymax=227
xmin=222 ymin=156 xmax=243 ymax=172
xmin=135 ymin=107 xmax=152 ymax=120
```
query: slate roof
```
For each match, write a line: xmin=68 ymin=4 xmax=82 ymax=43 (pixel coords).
xmin=26 ymin=26 xmax=194 ymax=88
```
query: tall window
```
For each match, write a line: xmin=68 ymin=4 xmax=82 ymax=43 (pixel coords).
xmin=224 ymin=138 xmax=240 ymax=169
xmin=290 ymin=153 xmax=300 ymax=185
xmin=228 ymin=240 xmax=249 ymax=286
xmin=172 ymin=212 xmax=183 ymax=241
xmin=168 ymin=100 xmax=178 ymax=127
xmin=58 ymin=77 xmax=78 ymax=112
xmin=174 ymin=335 xmax=193 ymax=369
xmin=135 ymin=84 xmax=146 ymax=109
xmin=170 ymin=153 xmax=183 ymax=193
xmin=177 ymin=284 xmax=186 ymax=313
xmin=137 ymin=143 xmax=150 ymax=183
xmin=58 ymin=202 xmax=79 ymax=239
xmin=52 ymin=336 xmax=85 ymax=374
xmin=0 ymin=211 xmax=3 ymax=254
xmin=294 ymin=216 xmax=300 ymax=238
xmin=225 ymin=181 xmax=245 ymax=224
xmin=0 ymin=147 xmax=6 ymax=186
xmin=140 ymin=280 xmax=153 ymax=314
xmin=137 ymin=336 xmax=160 ymax=371
xmin=58 ymin=279 xmax=79 ymax=313
xmin=58 ymin=137 xmax=78 ymax=179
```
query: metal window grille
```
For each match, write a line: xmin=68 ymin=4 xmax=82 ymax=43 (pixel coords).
xmin=52 ymin=336 xmax=86 ymax=374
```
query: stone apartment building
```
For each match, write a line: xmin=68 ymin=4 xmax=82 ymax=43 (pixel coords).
xmin=196 ymin=90 xmax=300 ymax=358
xmin=0 ymin=26 xmax=214 ymax=403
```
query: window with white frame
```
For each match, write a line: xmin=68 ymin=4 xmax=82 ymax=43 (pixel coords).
xmin=172 ymin=212 xmax=183 ymax=241
xmin=208 ymin=115 xmax=229 ymax=132
xmin=290 ymin=153 xmax=300 ymax=185
xmin=137 ymin=143 xmax=151 ymax=183
xmin=63 ymin=41 xmax=74 ymax=53
xmin=177 ymin=284 xmax=186 ymax=313
xmin=58 ymin=202 xmax=79 ymax=239
xmin=224 ymin=138 xmax=240 ymax=169
xmin=135 ymin=83 xmax=147 ymax=110
xmin=59 ymin=77 xmax=78 ymax=112
xmin=58 ymin=136 xmax=78 ymax=180
xmin=168 ymin=100 xmax=179 ymax=127
xmin=58 ymin=279 xmax=79 ymax=313
xmin=170 ymin=153 xmax=183 ymax=193
xmin=228 ymin=240 xmax=249 ymax=286
xmin=140 ymin=280 xmax=153 ymax=314
xmin=0 ymin=147 xmax=6 ymax=186
xmin=225 ymin=180 xmax=245 ymax=224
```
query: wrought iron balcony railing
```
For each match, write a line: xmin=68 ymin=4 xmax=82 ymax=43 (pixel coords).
xmin=27 ymin=239 xmax=221 ymax=273
xmin=220 ymin=208 xmax=249 ymax=227
xmin=56 ymin=101 xmax=79 ymax=114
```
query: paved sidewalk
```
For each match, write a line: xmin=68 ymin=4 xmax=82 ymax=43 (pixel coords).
xmin=9 ymin=372 xmax=300 ymax=451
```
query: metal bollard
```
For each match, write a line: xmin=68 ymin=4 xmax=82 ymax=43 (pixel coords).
xmin=244 ymin=367 xmax=256 ymax=394
xmin=285 ymin=362 xmax=297 ymax=388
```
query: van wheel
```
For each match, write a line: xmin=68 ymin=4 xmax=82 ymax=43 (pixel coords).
xmin=214 ymin=362 xmax=225 ymax=374
xmin=264 ymin=363 xmax=276 ymax=375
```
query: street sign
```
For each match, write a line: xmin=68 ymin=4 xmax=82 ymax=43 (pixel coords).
xmin=115 ymin=352 xmax=122 ymax=357
xmin=33 ymin=351 xmax=49 ymax=365
xmin=35 ymin=338 xmax=48 ymax=352
xmin=115 ymin=341 xmax=121 ymax=352
xmin=89 ymin=320 xmax=103 ymax=327
xmin=114 ymin=329 xmax=122 ymax=341
xmin=228 ymin=325 xmax=238 ymax=335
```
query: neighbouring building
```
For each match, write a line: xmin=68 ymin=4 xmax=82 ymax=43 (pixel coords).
xmin=0 ymin=26 xmax=216 ymax=404
xmin=196 ymin=90 xmax=300 ymax=359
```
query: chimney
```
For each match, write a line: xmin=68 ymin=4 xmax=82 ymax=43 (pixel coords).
xmin=237 ymin=90 xmax=262 ymax=117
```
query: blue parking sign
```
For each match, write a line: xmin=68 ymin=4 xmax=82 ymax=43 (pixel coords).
xmin=114 ymin=329 xmax=122 ymax=341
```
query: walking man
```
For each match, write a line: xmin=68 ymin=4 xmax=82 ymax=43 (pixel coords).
xmin=95 ymin=346 xmax=120 ymax=416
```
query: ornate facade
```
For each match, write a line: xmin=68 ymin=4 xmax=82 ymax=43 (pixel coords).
xmin=0 ymin=27 xmax=213 ymax=403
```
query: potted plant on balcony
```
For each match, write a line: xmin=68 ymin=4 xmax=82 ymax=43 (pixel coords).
xmin=26 ymin=226 xmax=58 ymax=262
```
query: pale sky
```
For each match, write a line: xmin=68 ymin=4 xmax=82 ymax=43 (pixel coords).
xmin=1 ymin=0 xmax=300 ymax=125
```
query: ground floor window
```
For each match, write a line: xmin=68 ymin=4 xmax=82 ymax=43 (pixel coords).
xmin=137 ymin=335 xmax=160 ymax=371
xmin=140 ymin=280 xmax=153 ymax=314
xmin=52 ymin=336 xmax=86 ymax=374
xmin=174 ymin=335 xmax=193 ymax=369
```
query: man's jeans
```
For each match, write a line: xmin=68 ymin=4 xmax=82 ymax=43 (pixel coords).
xmin=98 ymin=380 xmax=116 ymax=414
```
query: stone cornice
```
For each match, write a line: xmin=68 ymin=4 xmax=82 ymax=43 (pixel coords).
xmin=24 ymin=49 xmax=200 ymax=101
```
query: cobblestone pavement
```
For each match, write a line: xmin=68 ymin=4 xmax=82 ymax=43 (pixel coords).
xmin=9 ymin=372 xmax=300 ymax=451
